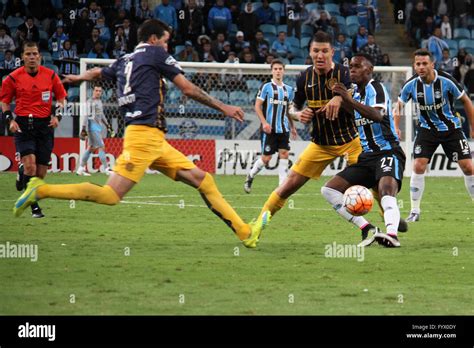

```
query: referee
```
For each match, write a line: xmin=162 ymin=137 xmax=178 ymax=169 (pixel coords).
xmin=0 ymin=41 xmax=67 ymax=218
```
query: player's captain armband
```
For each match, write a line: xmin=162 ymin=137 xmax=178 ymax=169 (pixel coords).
xmin=307 ymin=99 xmax=331 ymax=108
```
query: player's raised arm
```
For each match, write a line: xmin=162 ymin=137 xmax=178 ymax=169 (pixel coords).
xmin=62 ymin=67 xmax=103 ymax=84
xmin=172 ymin=74 xmax=244 ymax=122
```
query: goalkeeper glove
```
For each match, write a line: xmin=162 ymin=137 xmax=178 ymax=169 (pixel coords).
xmin=108 ymin=127 xmax=115 ymax=138
xmin=80 ymin=128 xmax=88 ymax=140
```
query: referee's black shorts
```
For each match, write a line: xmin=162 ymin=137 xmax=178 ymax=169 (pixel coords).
xmin=14 ymin=116 xmax=54 ymax=166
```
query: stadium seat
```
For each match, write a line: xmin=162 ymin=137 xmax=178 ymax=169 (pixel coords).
xmin=300 ymin=37 xmax=311 ymax=50
xmin=453 ymin=28 xmax=470 ymax=40
xmin=67 ymin=87 xmax=79 ymax=101
xmin=260 ymin=24 xmax=277 ymax=37
xmin=286 ymin=36 xmax=300 ymax=49
xmin=346 ymin=15 xmax=359 ymax=27
xmin=301 ymin=25 xmax=314 ymax=38
xmin=292 ymin=48 xmax=306 ymax=58
xmin=334 ymin=15 xmax=346 ymax=27
xmin=210 ymin=90 xmax=229 ymax=103
xmin=338 ymin=24 xmax=348 ymax=36
xmin=45 ymin=63 xmax=59 ymax=74
xmin=347 ymin=24 xmax=359 ymax=37
xmin=229 ymin=23 xmax=238 ymax=37
xmin=449 ymin=48 xmax=457 ymax=58
xmin=305 ymin=3 xmax=319 ymax=12
xmin=269 ymin=2 xmax=280 ymax=13
xmin=39 ymin=30 xmax=49 ymax=41
xmin=324 ymin=3 xmax=340 ymax=16
xmin=445 ymin=39 xmax=458 ymax=51
xmin=458 ymin=39 xmax=474 ymax=50
xmin=264 ymin=33 xmax=277 ymax=44
xmin=472 ymin=29 xmax=474 ymax=39
xmin=41 ymin=51 xmax=53 ymax=64
xmin=464 ymin=47 xmax=474 ymax=54
xmin=174 ymin=45 xmax=185 ymax=56
xmin=291 ymin=57 xmax=306 ymax=65
xmin=277 ymin=24 xmax=288 ymax=35
xmin=6 ymin=16 xmax=24 ymax=29
xmin=229 ymin=91 xmax=249 ymax=106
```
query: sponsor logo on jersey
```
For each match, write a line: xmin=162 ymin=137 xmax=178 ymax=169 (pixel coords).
xmin=418 ymin=100 xmax=446 ymax=111
xmin=269 ymin=98 xmax=288 ymax=106
xmin=415 ymin=145 xmax=422 ymax=154
xmin=355 ymin=118 xmax=374 ymax=127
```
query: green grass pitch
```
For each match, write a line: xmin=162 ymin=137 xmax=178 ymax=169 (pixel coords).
xmin=0 ymin=173 xmax=472 ymax=315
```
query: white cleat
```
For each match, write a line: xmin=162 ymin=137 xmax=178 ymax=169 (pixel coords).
xmin=406 ymin=212 xmax=420 ymax=222
xmin=76 ymin=166 xmax=91 ymax=176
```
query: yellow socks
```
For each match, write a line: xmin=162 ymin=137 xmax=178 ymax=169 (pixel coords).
xmin=260 ymin=191 xmax=287 ymax=218
xmin=37 ymin=182 xmax=120 ymax=205
xmin=198 ymin=173 xmax=250 ymax=240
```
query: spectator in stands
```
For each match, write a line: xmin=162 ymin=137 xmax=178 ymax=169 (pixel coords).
xmin=154 ymin=0 xmax=178 ymax=31
xmin=231 ymin=31 xmax=248 ymax=56
xmin=271 ymin=31 xmax=293 ymax=60
xmin=265 ymin=52 xmax=276 ymax=64
xmin=380 ymin=53 xmax=391 ymax=66
xmin=112 ymin=9 xmax=128 ymax=30
xmin=357 ymin=0 xmax=380 ymax=34
xmin=449 ymin=0 xmax=469 ymax=28
xmin=207 ymin=0 xmax=232 ymax=37
xmin=50 ymin=11 xmax=72 ymax=37
xmin=179 ymin=0 xmax=203 ymax=45
xmin=211 ymin=32 xmax=226 ymax=60
xmin=4 ymin=0 xmax=27 ymax=18
xmin=360 ymin=34 xmax=383 ymax=65
xmin=439 ymin=48 xmax=454 ymax=75
xmin=229 ymin=3 xmax=241 ymax=24
xmin=314 ymin=10 xmax=331 ymax=33
xmin=255 ymin=0 xmax=276 ymax=25
xmin=0 ymin=50 xmax=16 ymax=71
xmin=242 ymin=51 xmax=255 ymax=64
xmin=169 ymin=0 xmax=184 ymax=11
xmin=87 ymin=41 xmax=109 ymax=59
xmin=216 ymin=40 xmax=231 ymax=62
xmin=427 ymin=27 xmax=449 ymax=68
xmin=49 ymin=25 xmax=69 ymax=60
xmin=135 ymin=0 xmax=154 ymax=24
xmin=238 ymin=42 xmax=254 ymax=62
xmin=84 ymin=27 xmax=102 ymax=54
xmin=200 ymin=41 xmax=215 ymax=62
xmin=0 ymin=28 xmax=15 ymax=55
xmin=440 ymin=15 xmax=452 ymax=40
xmin=408 ymin=1 xmax=431 ymax=47
xmin=250 ymin=30 xmax=270 ymax=56
xmin=17 ymin=17 xmax=40 ymax=43
xmin=111 ymin=39 xmax=126 ymax=58
xmin=463 ymin=61 xmax=474 ymax=97
xmin=13 ymin=28 xmax=26 ymax=57
xmin=352 ymin=25 xmax=368 ymax=53
xmin=28 ymin=0 xmax=54 ymax=33
xmin=88 ymin=1 xmax=102 ymax=24
xmin=179 ymin=40 xmax=200 ymax=62
xmin=71 ymin=9 xmax=94 ymax=54
xmin=122 ymin=18 xmax=137 ymax=52
xmin=287 ymin=0 xmax=307 ymax=39
xmin=454 ymin=52 xmax=471 ymax=86
xmin=238 ymin=2 xmax=258 ymax=42
xmin=95 ymin=17 xmax=111 ymax=47
xmin=333 ymin=33 xmax=352 ymax=64
xmin=59 ymin=40 xmax=79 ymax=75
xmin=114 ymin=26 xmax=127 ymax=53
xmin=255 ymin=44 xmax=269 ymax=63
xmin=420 ymin=15 xmax=435 ymax=40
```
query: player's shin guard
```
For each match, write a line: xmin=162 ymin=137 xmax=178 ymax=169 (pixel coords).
xmin=197 ymin=173 xmax=250 ymax=240
xmin=36 ymin=183 xmax=120 ymax=205
xmin=321 ymin=186 xmax=370 ymax=229
xmin=381 ymin=195 xmax=400 ymax=236
xmin=410 ymin=173 xmax=425 ymax=213
xmin=278 ymin=159 xmax=289 ymax=186
xmin=464 ymin=174 xmax=474 ymax=200
xmin=249 ymin=158 xmax=265 ymax=178
xmin=259 ymin=191 xmax=287 ymax=218
xmin=81 ymin=150 xmax=92 ymax=167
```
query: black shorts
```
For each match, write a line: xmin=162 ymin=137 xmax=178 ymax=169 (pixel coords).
xmin=14 ymin=116 xmax=54 ymax=166
xmin=414 ymin=127 xmax=472 ymax=162
xmin=261 ymin=132 xmax=290 ymax=155
xmin=337 ymin=147 xmax=406 ymax=191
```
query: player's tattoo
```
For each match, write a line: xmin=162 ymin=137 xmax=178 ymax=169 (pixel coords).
xmin=188 ymin=86 xmax=225 ymax=112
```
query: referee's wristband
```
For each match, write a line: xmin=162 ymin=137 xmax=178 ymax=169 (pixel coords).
xmin=4 ymin=110 xmax=14 ymax=123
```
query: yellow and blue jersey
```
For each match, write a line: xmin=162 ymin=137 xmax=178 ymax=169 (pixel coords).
xmin=256 ymin=79 xmax=294 ymax=134
xmin=398 ymin=69 xmax=465 ymax=132
xmin=353 ymin=79 xmax=399 ymax=153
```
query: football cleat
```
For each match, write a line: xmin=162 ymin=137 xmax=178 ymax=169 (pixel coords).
xmin=244 ymin=174 xmax=253 ymax=194
xmin=358 ymin=226 xmax=381 ymax=247
xmin=31 ymin=205 xmax=45 ymax=218
xmin=76 ymin=166 xmax=91 ymax=176
xmin=13 ymin=177 xmax=44 ymax=217
xmin=375 ymin=233 xmax=401 ymax=248
xmin=406 ymin=212 xmax=420 ymax=222
xmin=243 ymin=211 xmax=271 ymax=248
xmin=16 ymin=163 xmax=24 ymax=191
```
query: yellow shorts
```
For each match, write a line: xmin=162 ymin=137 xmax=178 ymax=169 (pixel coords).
xmin=114 ymin=125 xmax=196 ymax=183
xmin=291 ymin=137 xmax=362 ymax=179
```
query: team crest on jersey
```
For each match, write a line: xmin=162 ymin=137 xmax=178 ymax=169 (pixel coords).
xmin=265 ymin=145 xmax=271 ymax=152
xmin=165 ymin=56 xmax=182 ymax=70
xmin=415 ymin=145 xmax=422 ymax=154
xmin=434 ymin=90 xmax=442 ymax=99
xmin=326 ymin=78 xmax=338 ymax=90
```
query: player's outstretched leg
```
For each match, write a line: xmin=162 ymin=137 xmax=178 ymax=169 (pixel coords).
xmin=13 ymin=177 xmax=122 ymax=217
xmin=372 ymin=189 xmax=408 ymax=232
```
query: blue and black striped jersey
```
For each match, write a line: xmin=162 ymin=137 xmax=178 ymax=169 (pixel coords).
xmin=398 ymin=69 xmax=465 ymax=131
xmin=256 ymin=79 xmax=294 ymax=133
xmin=353 ymin=79 xmax=400 ymax=153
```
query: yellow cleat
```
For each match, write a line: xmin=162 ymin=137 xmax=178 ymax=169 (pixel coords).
xmin=13 ymin=177 xmax=44 ymax=217
xmin=243 ymin=211 xmax=271 ymax=249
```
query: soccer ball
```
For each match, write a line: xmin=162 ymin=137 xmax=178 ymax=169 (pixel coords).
xmin=343 ymin=185 xmax=374 ymax=216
